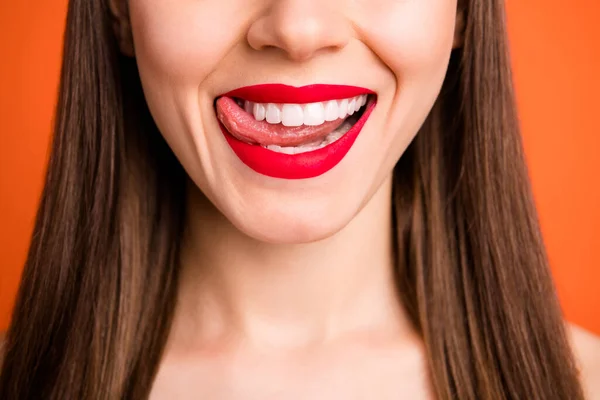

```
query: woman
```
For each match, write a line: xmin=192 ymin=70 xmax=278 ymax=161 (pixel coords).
xmin=1 ymin=0 xmax=599 ymax=398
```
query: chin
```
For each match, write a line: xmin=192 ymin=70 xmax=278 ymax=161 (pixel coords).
xmin=217 ymin=188 xmax=363 ymax=245
xmin=240 ymin=218 xmax=346 ymax=244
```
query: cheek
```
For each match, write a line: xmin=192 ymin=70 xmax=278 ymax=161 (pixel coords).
xmin=357 ymin=0 xmax=457 ymax=161
xmin=126 ymin=0 xmax=253 ymax=186
xmin=362 ymin=0 xmax=457 ymax=77
xmin=128 ymin=0 xmax=245 ymax=84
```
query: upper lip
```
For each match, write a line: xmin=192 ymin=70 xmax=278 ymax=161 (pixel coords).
xmin=219 ymin=84 xmax=376 ymax=104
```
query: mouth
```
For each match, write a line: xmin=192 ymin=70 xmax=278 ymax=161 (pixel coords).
xmin=215 ymin=84 xmax=377 ymax=179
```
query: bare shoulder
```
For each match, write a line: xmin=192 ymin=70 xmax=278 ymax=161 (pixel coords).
xmin=567 ymin=323 xmax=600 ymax=399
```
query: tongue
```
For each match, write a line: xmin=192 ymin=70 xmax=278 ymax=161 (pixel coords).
xmin=216 ymin=96 xmax=345 ymax=146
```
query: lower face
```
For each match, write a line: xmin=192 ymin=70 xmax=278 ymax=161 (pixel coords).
xmin=128 ymin=0 xmax=458 ymax=243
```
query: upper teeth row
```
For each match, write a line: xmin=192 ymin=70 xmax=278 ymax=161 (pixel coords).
xmin=243 ymin=94 xmax=368 ymax=127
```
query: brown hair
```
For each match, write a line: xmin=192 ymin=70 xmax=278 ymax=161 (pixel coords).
xmin=0 ymin=0 xmax=585 ymax=398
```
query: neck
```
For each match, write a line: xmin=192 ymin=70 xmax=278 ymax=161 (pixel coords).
xmin=174 ymin=175 xmax=411 ymax=349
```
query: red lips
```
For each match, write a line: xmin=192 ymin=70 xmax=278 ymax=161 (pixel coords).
xmin=221 ymin=83 xmax=373 ymax=104
xmin=216 ymin=84 xmax=376 ymax=180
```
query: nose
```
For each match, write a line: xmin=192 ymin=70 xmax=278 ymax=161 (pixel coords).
xmin=247 ymin=0 xmax=351 ymax=62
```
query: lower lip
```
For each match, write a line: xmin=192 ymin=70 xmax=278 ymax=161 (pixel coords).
xmin=218 ymin=99 xmax=376 ymax=179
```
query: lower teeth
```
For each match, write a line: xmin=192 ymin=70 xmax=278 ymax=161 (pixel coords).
xmin=262 ymin=114 xmax=359 ymax=155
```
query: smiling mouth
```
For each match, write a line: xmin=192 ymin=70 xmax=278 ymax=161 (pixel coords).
xmin=215 ymin=84 xmax=377 ymax=179
xmin=215 ymin=93 xmax=372 ymax=154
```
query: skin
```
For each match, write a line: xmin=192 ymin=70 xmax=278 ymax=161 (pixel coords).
xmin=7 ymin=0 xmax=589 ymax=398
xmin=115 ymin=0 xmax=458 ymax=397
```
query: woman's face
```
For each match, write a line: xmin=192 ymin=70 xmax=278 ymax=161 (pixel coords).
xmin=126 ymin=0 xmax=459 ymax=243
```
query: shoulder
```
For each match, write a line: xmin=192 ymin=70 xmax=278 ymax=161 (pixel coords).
xmin=567 ymin=323 xmax=600 ymax=399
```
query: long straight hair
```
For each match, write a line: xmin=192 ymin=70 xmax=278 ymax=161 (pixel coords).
xmin=0 ymin=0 xmax=585 ymax=398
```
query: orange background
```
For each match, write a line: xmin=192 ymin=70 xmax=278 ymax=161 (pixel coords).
xmin=0 ymin=1 xmax=598 ymax=333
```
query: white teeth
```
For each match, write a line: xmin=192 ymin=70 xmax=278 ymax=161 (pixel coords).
xmin=324 ymin=100 xmax=339 ymax=122
xmin=250 ymin=94 xmax=370 ymax=155
xmin=355 ymin=97 xmax=363 ymax=111
xmin=253 ymin=103 xmax=266 ymax=121
xmin=347 ymin=98 xmax=356 ymax=116
xmin=338 ymin=99 xmax=349 ymax=119
xmin=265 ymin=103 xmax=281 ymax=124
xmin=281 ymin=104 xmax=304 ymax=127
xmin=243 ymin=94 xmax=369 ymax=126
xmin=303 ymin=103 xmax=325 ymax=126
xmin=264 ymin=144 xmax=292 ymax=154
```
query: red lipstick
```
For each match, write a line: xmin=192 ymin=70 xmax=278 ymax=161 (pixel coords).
xmin=222 ymin=83 xmax=373 ymax=104
xmin=216 ymin=84 xmax=377 ymax=180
